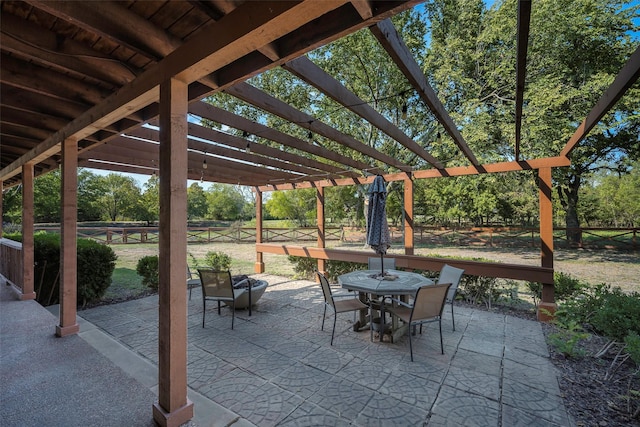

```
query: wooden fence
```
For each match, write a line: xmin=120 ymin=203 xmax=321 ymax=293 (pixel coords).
xmin=30 ymin=225 xmax=638 ymax=249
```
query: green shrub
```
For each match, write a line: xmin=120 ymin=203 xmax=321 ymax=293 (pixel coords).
xmin=136 ymin=255 xmax=159 ymax=289
xmin=526 ymin=271 xmax=587 ymax=305
xmin=287 ymin=255 xmax=318 ymax=279
xmin=460 ymin=275 xmax=502 ymax=308
xmin=558 ymin=283 xmax=640 ymax=342
xmin=547 ymin=318 xmax=589 ymax=358
xmin=287 ymin=256 xmax=364 ymax=281
xmin=625 ymin=332 xmax=640 ymax=366
xmin=204 ymin=251 xmax=231 ymax=271
xmin=28 ymin=232 xmax=117 ymax=307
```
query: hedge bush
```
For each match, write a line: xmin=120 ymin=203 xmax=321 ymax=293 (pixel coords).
xmin=27 ymin=232 xmax=117 ymax=307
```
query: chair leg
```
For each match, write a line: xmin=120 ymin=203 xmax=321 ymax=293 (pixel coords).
xmin=451 ymin=303 xmax=455 ymax=331
xmin=189 ymin=286 xmax=192 ymax=301
xmin=202 ymin=299 xmax=206 ymax=328
xmin=231 ymin=301 xmax=235 ymax=330
xmin=439 ymin=319 xmax=444 ymax=354
xmin=409 ymin=323 xmax=414 ymax=362
xmin=217 ymin=301 xmax=221 ymax=315
xmin=330 ymin=313 xmax=337 ymax=346
xmin=321 ymin=305 xmax=327 ymax=331
xmin=369 ymin=303 xmax=374 ymax=342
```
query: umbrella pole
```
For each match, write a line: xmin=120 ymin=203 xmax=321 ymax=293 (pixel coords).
xmin=380 ymin=253 xmax=384 ymax=276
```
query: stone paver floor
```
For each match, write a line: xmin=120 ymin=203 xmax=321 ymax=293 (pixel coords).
xmin=79 ymin=274 xmax=573 ymax=427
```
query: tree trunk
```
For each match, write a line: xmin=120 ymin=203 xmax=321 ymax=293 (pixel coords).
xmin=558 ymin=175 xmax=582 ymax=246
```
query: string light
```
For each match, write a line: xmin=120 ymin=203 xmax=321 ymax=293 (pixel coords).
xmin=401 ymin=103 xmax=408 ymax=120
xmin=436 ymin=132 xmax=441 ymax=143
xmin=202 ymin=152 xmax=208 ymax=169
xmin=246 ymin=141 xmax=251 ymax=153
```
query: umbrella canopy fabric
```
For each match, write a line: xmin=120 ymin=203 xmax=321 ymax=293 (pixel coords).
xmin=366 ymin=175 xmax=391 ymax=256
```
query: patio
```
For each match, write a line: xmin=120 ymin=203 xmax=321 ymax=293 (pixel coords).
xmin=1 ymin=274 xmax=572 ymax=426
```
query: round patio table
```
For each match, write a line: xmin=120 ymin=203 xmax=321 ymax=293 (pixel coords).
xmin=338 ymin=269 xmax=434 ymax=341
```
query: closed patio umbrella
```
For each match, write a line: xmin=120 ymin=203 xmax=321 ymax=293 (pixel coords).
xmin=366 ymin=175 xmax=391 ymax=277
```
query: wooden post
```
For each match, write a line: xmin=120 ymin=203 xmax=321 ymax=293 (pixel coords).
xmin=56 ymin=138 xmax=80 ymax=337
xmin=153 ymin=78 xmax=193 ymax=427
xmin=404 ymin=178 xmax=414 ymax=256
xmin=317 ymin=187 xmax=326 ymax=277
xmin=255 ymin=188 xmax=264 ymax=273
xmin=20 ymin=163 xmax=36 ymax=300
xmin=537 ymin=167 xmax=556 ymax=321
xmin=0 ymin=180 xmax=3 ymax=239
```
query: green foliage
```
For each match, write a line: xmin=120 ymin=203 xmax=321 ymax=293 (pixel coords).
xmin=624 ymin=332 xmax=640 ymax=366
xmin=460 ymin=275 xmax=501 ymax=309
xmin=97 ymin=173 xmax=142 ymax=221
xmin=526 ymin=271 xmax=587 ymax=304
xmin=187 ymin=182 xmax=209 ymax=220
xmin=207 ymin=184 xmax=247 ymax=221
xmin=287 ymin=256 xmax=364 ymax=281
xmin=29 ymin=232 xmax=116 ymax=307
xmin=547 ymin=318 xmax=590 ymax=358
xmin=287 ymin=256 xmax=317 ymax=279
xmin=558 ymin=283 xmax=640 ymax=343
xmin=204 ymin=251 xmax=231 ymax=271
xmin=135 ymin=256 xmax=159 ymax=289
xmin=136 ymin=175 xmax=159 ymax=225
xmin=76 ymin=239 xmax=118 ymax=306
xmin=265 ymin=189 xmax=316 ymax=227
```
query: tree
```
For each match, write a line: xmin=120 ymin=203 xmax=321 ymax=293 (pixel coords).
xmin=187 ymin=182 xmax=208 ymax=220
xmin=207 ymin=184 xmax=246 ymax=221
xmin=265 ymin=189 xmax=316 ymax=226
xmin=1 ymin=185 xmax=22 ymax=224
xmin=137 ymin=175 xmax=159 ymax=225
xmin=32 ymin=170 xmax=61 ymax=223
xmin=77 ymin=169 xmax=106 ymax=222
xmin=97 ymin=173 xmax=141 ymax=221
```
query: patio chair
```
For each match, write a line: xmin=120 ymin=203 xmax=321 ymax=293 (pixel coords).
xmin=317 ymin=272 xmax=369 ymax=345
xmin=387 ymin=282 xmax=452 ymax=361
xmin=436 ymin=265 xmax=465 ymax=331
xmin=198 ymin=268 xmax=245 ymax=329
xmin=187 ymin=266 xmax=200 ymax=300
xmin=368 ymin=257 xmax=396 ymax=271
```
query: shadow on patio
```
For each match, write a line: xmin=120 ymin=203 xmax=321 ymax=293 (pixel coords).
xmin=1 ymin=274 xmax=572 ymax=426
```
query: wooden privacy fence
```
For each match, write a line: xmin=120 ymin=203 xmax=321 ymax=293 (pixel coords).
xmin=0 ymin=238 xmax=23 ymax=290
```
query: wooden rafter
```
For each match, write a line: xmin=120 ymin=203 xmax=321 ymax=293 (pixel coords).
xmin=561 ymin=44 xmax=640 ymax=157
xmin=371 ymin=19 xmax=481 ymax=170
xmin=514 ymin=0 xmax=532 ymax=161
xmin=283 ymin=56 xmax=443 ymax=168
xmin=225 ymin=82 xmax=409 ymax=173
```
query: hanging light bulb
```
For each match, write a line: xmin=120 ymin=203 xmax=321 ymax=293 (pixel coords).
xmin=308 ymin=131 xmax=313 ymax=141
xmin=436 ymin=132 xmax=441 ymax=143
xmin=246 ymin=141 xmax=251 ymax=153
xmin=401 ymin=103 xmax=408 ymax=120
xmin=202 ymin=157 xmax=207 ymax=169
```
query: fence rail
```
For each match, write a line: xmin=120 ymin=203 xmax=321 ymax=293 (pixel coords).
xmin=31 ymin=225 xmax=638 ymax=249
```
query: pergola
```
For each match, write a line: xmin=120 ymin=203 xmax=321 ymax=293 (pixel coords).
xmin=1 ymin=1 xmax=638 ymax=425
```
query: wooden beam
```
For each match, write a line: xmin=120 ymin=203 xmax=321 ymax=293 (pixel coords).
xmin=561 ymin=45 xmax=640 ymax=157
xmin=514 ymin=0 xmax=532 ymax=161
xmin=20 ymin=163 xmax=36 ymax=300
xmin=256 ymin=244 xmax=554 ymax=283
xmin=259 ymin=156 xmax=572 ymax=191
xmin=226 ymin=82 xmax=408 ymax=172
xmin=371 ymin=20 xmax=480 ymax=169
xmin=404 ymin=178 xmax=414 ymax=255
xmin=1 ymin=0 xmax=350 ymax=182
xmin=154 ymin=78 xmax=193 ymax=426
xmin=56 ymin=137 xmax=80 ymax=337
xmin=537 ymin=166 xmax=556 ymax=321
xmin=188 ymin=101 xmax=366 ymax=176
xmin=283 ymin=56 xmax=443 ymax=168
